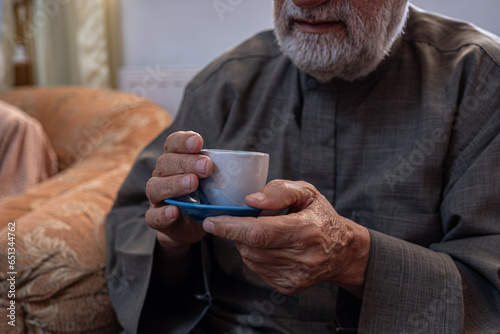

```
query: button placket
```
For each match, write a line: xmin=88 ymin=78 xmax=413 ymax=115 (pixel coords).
xmin=298 ymin=85 xmax=338 ymax=205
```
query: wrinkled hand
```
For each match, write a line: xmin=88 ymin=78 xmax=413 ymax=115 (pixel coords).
xmin=203 ymin=180 xmax=370 ymax=298
xmin=145 ymin=131 xmax=213 ymax=250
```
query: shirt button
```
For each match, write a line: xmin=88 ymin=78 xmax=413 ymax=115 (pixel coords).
xmin=306 ymin=77 xmax=318 ymax=90
xmin=194 ymin=291 xmax=209 ymax=300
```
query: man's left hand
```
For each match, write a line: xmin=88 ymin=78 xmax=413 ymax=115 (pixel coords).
xmin=202 ymin=180 xmax=371 ymax=298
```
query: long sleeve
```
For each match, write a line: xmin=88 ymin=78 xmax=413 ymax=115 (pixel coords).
xmin=106 ymin=16 xmax=500 ymax=333
xmin=104 ymin=37 xmax=285 ymax=331
xmin=358 ymin=132 xmax=500 ymax=333
xmin=105 ymin=83 xmax=226 ymax=333
xmin=355 ymin=44 xmax=500 ymax=333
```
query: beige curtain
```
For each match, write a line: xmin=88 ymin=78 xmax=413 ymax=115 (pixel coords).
xmin=1 ymin=0 xmax=122 ymax=88
xmin=1 ymin=0 xmax=17 ymax=89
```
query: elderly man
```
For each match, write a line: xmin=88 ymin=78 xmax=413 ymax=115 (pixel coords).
xmin=106 ymin=0 xmax=500 ymax=333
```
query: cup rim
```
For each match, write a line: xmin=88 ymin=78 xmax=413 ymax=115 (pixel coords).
xmin=200 ymin=149 xmax=269 ymax=157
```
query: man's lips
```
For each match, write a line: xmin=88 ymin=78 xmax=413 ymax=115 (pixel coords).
xmin=293 ymin=20 xmax=344 ymax=33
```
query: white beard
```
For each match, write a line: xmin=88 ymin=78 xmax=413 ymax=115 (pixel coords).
xmin=273 ymin=0 xmax=409 ymax=82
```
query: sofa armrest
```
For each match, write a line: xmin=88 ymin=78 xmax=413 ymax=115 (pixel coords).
xmin=0 ymin=86 xmax=172 ymax=333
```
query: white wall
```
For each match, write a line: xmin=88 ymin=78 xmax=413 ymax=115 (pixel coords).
xmin=119 ymin=0 xmax=274 ymax=116
xmin=118 ymin=1 xmax=500 ymax=116
xmin=411 ymin=0 xmax=500 ymax=36
xmin=120 ymin=1 xmax=500 ymax=70
xmin=121 ymin=0 xmax=274 ymax=68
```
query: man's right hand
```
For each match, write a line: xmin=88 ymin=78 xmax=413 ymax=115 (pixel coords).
xmin=145 ymin=131 xmax=213 ymax=252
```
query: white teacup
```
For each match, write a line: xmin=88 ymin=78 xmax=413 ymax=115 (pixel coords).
xmin=197 ymin=149 xmax=269 ymax=207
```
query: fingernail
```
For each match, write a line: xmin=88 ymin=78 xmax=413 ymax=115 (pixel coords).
xmin=195 ymin=158 xmax=207 ymax=175
xmin=203 ymin=220 xmax=215 ymax=234
xmin=165 ymin=206 xmax=175 ymax=220
xmin=248 ymin=192 xmax=266 ymax=202
xmin=187 ymin=135 xmax=197 ymax=151
xmin=182 ymin=175 xmax=192 ymax=190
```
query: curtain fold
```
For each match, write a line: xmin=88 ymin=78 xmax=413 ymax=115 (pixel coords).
xmin=1 ymin=0 xmax=17 ymax=88
xmin=1 ymin=0 xmax=119 ymax=88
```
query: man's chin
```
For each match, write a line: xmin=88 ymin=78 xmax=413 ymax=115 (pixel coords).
xmin=276 ymin=34 xmax=377 ymax=82
xmin=285 ymin=50 xmax=384 ymax=83
xmin=278 ymin=32 xmax=391 ymax=83
xmin=307 ymin=55 xmax=387 ymax=82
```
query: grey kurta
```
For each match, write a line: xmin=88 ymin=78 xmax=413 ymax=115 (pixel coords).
xmin=106 ymin=6 xmax=500 ymax=334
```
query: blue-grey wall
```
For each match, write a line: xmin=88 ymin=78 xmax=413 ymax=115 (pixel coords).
xmin=121 ymin=0 xmax=273 ymax=68
xmin=120 ymin=1 xmax=500 ymax=69
xmin=411 ymin=0 xmax=500 ymax=36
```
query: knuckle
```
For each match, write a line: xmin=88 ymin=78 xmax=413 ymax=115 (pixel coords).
xmin=145 ymin=209 xmax=166 ymax=230
xmin=266 ymin=179 xmax=318 ymax=197
xmin=164 ymin=131 xmax=200 ymax=153
xmin=146 ymin=178 xmax=154 ymax=194
xmin=177 ymin=154 xmax=192 ymax=172
xmin=164 ymin=132 xmax=181 ymax=152
xmin=164 ymin=131 xmax=185 ymax=152
xmin=146 ymin=176 xmax=180 ymax=203
xmin=268 ymin=179 xmax=286 ymax=188
xmin=248 ymin=227 xmax=268 ymax=247
xmin=266 ymin=179 xmax=292 ymax=195
xmin=297 ymin=181 xmax=318 ymax=195
xmin=164 ymin=133 xmax=174 ymax=152
xmin=155 ymin=153 xmax=196 ymax=177
xmin=170 ymin=154 xmax=193 ymax=175
xmin=168 ymin=155 xmax=183 ymax=173
xmin=153 ymin=154 xmax=169 ymax=177
xmin=303 ymin=254 xmax=323 ymax=270
xmin=145 ymin=178 xmax=159 ymax=201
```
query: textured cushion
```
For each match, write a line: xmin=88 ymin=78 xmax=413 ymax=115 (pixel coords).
xmin=0 ymin=87 xmax=172 ymax=333
xmin=0 ymin=99 xmax=58 ymax=199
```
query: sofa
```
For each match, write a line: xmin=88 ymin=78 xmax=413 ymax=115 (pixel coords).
xmin=0 ymin=86 xmax=172 ymax=333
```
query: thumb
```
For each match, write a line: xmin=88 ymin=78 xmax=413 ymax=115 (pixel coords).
xmin=244 ymin=180 xmax=316 ymax=212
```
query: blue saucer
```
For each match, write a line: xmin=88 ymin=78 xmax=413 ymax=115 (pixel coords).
xmin=164 ymin=199 xmax=262 ymax=223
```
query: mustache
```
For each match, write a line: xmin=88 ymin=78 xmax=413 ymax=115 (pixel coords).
xmin=280 ymin=1 xmax=352 ymax=26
